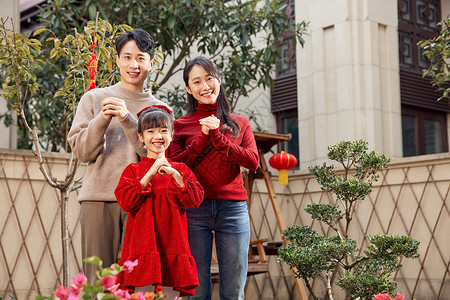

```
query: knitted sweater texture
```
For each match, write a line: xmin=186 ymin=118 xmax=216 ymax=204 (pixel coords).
xmin=168 ymin=103 xmax=259 ymax=201
xmin=68 ymin=82 xmax=168 ymax=202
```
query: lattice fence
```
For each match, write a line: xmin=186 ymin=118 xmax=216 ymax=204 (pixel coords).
xmin=1 ymin=149 xmax=449 ymax=299
xmin=0 ymin=149 xmax=83 ymax=300
xmin=244 ymin=153 xmax=450 ymax=300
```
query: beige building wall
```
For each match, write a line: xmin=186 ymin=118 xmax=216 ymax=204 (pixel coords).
xmin=0 ymin=0 xmax=19 ymax=149
xmin=295 ymin=0 xmax=403 ymax=168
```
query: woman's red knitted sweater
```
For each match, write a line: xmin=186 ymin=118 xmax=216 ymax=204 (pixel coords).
xmin=168 ymin=103 xmax=259 ymax=201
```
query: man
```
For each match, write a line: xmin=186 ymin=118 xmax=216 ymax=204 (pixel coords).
xmin=68 ymin=28 xmax=169 ymax=283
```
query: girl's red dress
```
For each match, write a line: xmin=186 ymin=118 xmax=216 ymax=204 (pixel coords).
xmin=114 ymin=157 xmax=204 ymax=296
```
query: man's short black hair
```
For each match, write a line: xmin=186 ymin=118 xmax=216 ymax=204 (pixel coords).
xmin=115 ymin=28 xmax=155 ymax=59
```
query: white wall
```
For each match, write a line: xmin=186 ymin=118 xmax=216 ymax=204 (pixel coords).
xmin=295 ymin=0 xmax=403 ymax=169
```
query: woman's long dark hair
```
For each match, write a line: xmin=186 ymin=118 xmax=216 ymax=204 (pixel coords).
xmin=183 ymin=56 xmax=240 ymax=138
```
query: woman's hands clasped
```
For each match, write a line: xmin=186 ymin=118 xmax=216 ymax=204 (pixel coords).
xmin=199 ymin=115 xmax=220 ymax=135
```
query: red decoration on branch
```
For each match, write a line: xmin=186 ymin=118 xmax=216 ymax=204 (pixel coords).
xmin=88 ymin=34 xmax=97 ymax=90
xmin=269 ymin=151 xmax=298 ymax=185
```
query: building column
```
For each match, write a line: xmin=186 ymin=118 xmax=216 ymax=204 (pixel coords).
xmin=0 ymin=0 xmax=19 ymax=149
xmin=296 ymin=0 xmax=402 ymax=168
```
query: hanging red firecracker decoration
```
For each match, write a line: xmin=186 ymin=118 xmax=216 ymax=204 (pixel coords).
xmin=88 ymin=34 xmax=97 ymax=90
xmin=269 ymin=151 xmax=298 ymax=185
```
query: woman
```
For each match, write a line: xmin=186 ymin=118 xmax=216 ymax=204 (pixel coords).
xmin=168 ymin=56 xmax=259 ymax=300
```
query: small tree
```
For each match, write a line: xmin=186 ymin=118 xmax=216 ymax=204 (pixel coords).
xmin=418 ymin=17 xmax=450 ymax=101
xmin=0 ymin=16 xmax=131 ymax=287
xmin=278 ymin=140 xmax=420 ymax=300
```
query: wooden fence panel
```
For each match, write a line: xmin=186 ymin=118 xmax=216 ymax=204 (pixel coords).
xmin=1 ymin=149 xmax=449 ymax=299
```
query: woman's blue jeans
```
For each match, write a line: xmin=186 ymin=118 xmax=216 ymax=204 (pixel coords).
xmin=186 ymin=199 xmax=250 ymax=300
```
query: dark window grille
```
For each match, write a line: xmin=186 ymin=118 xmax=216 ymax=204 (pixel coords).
xmin=398 ymin=0 xmax=447 ymax=157
xmin=398 ymin=0 xmax=441 ymax=74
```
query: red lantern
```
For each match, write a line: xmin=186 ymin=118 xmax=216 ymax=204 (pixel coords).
xmin=269 ymin=151 xmax=298 ymax=185
xmin=88 ymin=35 xmax=97 ymax=90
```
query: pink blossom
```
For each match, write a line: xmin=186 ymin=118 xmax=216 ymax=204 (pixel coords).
xmin=123 ymin=259 xmax=138 ymax=273
xmin=396 ymin=293 xmax=405 ymax=300
xmin=67 ymin=296 xmax=79 ymax=300
xmin=111 ymin=288 xmax=131 ymax=300
xmin=54 ymin=285 xmax=70 ymax=300
xmin=68 ymin=272 xmax=87 ymax=295
xmin=375 ymin=293 xmax=391 ymax=300
xmin=72 ymin=272 xmax=88 ymax=286
xmin=100 ymin=275 xmax=117 ymax=290
xmin=135 ymin=291 xmax=145 ymax=300
xmin=67 ymin=284 xmax=82 ymax=297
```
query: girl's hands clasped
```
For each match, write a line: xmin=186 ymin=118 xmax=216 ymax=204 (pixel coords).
xmin=149 ymin=158 xmax=171 ymax=176
xmin=158 ymin=164 xmax=184 ymax=187
xmin=140 ymin=158 xmax=184 ymax=188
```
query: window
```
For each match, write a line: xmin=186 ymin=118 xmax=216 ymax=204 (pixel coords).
xmin=401 ymin=106 xmax=448 ymax=156
xmin=276 ymin=109 xmax=299 ymax=170
xmin=271 ymin=0 xmax=299 ymax=168
xmin=398 ymin=0 xmax=448 ymax=156
xmin=398 ymin=0 xmax=441 ymax=74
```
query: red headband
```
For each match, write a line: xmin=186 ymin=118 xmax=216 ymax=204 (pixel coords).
xmin=136 ymin=105 xmax=172 ymax=118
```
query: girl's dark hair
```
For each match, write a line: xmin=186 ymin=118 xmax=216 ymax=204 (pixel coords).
xmin=115 ymin=28 xmax=155 ymax=59
xmin=183 ymin=56 xmax=240 ymax=138
xmin=137 ymin=107 xmax=174 ymax=134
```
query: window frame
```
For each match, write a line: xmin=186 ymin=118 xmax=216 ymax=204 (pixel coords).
xmin=402 ymin=105 xmax=448 ymax=156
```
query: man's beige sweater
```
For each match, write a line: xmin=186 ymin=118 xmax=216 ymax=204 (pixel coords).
xmin=68 ymin=82 xmax=169 ymax=202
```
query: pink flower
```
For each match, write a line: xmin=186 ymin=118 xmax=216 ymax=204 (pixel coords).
xmin=123 ymin=259 xmax=138 ymax=273
xmin=134 ymin=291 xmax=145 ymax=300
xmin=68 ymin=272 xmax=87 ymax=295
xmin=100 ymin=275 xmax=117 ymax=290
xmin=54 ymin=285 xmax=70 ymax=300
xmin=111 ymin=288 xmax=131 ymax=300
xmin=396 ymin=293 xmax=405 ymax=300
xmin=67 ymin=296 xmax=79 ymax=300
xmin=67 ymin=285 xmax=82 ymax=297
xmin=72 ymin=272 xmax=88 ymax=286
xmin=375 ymin=293 xmax=391 ymax=300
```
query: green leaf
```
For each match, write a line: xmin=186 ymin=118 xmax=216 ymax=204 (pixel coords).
xmin=35 ymin=296 xmax=54 ymax=300
xmin=88 ymin=3 xmax=97 ymax=20
xmin=63 ymin=35 xmax=75 ymax=45
xmin=32 ymin=28 xmax=48 ymax=37
xmin=83 ymin=255 xmax=102 ymax=267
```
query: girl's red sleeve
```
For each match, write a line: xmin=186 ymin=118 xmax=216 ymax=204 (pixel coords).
xmin=114 ymin=164 xmax=152 ymax=213
xmin=174 ymin=163 xmax=204 ymax=208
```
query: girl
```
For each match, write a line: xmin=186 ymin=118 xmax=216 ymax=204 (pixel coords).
xmin=115 ymin=105 xmax=204 ymax=297
xmin=168 ymin=56 xmax=259 ymax=300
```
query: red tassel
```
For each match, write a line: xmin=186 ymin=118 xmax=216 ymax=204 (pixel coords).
xmin=88 ymin=35 xmax=97 ymax=90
